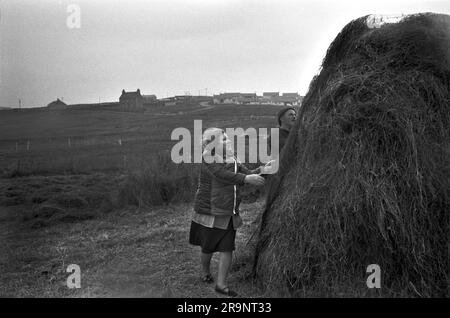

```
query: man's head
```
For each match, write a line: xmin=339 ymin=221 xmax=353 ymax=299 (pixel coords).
xmin=277 ymin=106 xmax=297 ymax=129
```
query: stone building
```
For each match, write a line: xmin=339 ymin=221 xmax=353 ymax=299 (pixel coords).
xmin=119 ymin=89 xmax=144 ymax=111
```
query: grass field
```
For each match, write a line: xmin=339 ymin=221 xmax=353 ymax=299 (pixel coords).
xmin=0 ymin=102 xmax=282 ymax=297
xmin=0 ymin=197 xmax=265 ymax=297
xmin=0 ymin=103 xmax=280 ymax=176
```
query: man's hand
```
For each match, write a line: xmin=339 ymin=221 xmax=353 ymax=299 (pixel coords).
xmin=244 ymin=174 xmax=265 ymax=186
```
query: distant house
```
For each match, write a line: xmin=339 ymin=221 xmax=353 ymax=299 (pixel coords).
xmin=262 ymin=92 xmax=280 ymax=98
xmin=260 ymin=92 xmax=280 ymax=104
xmin=143 ymin=94 xmax=157 ymax=103
xmin=119 ymin=89 xmax=144 ymax=112
xmin=142 ymin=94 xmax=159 ymax=107
xmin=282 ymin=92 xmax=300 ymax=98
xmin=276 ymin=92 xmax=302 ymax=105
xmin=174 ymin=95 xmax=192 ymax=101
xmin=213 ymin=93 xmax=241 ymax=104
xmin=284 ymin=93 xmax=303 ymax=105
xmin=160 ymin=97 xmax=177 ymax=106
xmin=47 ymin=98 xmax=67 ymax=110
xmin=260 ymin=92 xmax=303 ymax=105
xmin=238 ymin=93 xmax=258 ymax=104
xmin=211 ymin=91 xmax=303 ymax=105
xmin=212 ymin=95 xmax=221 ymax=104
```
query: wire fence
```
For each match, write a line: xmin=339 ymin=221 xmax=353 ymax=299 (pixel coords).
xmin=1 ymin=136 xmax=171 ymax=177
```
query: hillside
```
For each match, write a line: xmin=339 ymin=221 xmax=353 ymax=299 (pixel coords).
xmin=0 ymin=102 xmax=286 ymax=297
xmin=0 ymin=103 xmax=281 ymax=176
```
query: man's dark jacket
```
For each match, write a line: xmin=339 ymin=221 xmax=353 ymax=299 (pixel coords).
xmin=267 ymin=127 xmax=290 ymax=155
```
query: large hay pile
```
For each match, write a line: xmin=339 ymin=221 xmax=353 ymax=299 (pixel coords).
xmin=254 ymin=13 xmax=450 ymax=297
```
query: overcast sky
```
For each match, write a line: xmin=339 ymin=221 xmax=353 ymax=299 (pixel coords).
xmin=1 ymin=0 xmax=449 ymax=108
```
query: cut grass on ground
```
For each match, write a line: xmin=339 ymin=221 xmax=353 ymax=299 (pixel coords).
xmin=0 ymin=201 xmax=265 ymax=298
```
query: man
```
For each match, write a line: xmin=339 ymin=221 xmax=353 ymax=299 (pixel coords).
xmin=254 ymin=106 xmax=297 ymax=274
xmin=267 ymin=106 xmax=297 ymax=157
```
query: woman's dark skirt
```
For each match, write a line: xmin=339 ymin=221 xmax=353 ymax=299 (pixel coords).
xmin=189 ymin=219 xmax=236 ymax=253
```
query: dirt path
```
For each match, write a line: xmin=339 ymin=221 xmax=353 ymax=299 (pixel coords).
xmin=0 ymin=201 xmax=265 ymax=298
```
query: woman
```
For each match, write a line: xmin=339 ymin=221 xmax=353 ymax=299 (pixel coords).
xmin=189 ymin=128 xmax=266 ymax=297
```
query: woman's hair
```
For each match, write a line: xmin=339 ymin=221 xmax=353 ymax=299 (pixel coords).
xmin=201 ymin=127 xmax=224 ymax=157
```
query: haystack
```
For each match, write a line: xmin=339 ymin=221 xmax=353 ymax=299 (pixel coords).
xmin=254 ymin=13 xmax=450 ymax=297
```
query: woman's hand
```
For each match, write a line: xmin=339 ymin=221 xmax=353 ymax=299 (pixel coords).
xmin=259 ymin=160 xmax=278 ymax=175
xmin=244 ymin=174 xmax=265 ymax=186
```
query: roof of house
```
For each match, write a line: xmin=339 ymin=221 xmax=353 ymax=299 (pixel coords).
xmin=120 ymin=89 xmax=142 ymax=100
xmin=47 ymin=98 xmax=67 ymax=107
xmin=263 ymin=92 xmax=280 ymax=97
xmin=220 ymin=93 xmax=241 ymax=98
xmin=240 ymin=93 xmax=257 ymax=97
xmin=282 ymin=92 xmax=300 ymax=97
xmin=274 ymin=96 xmax=298 ymax=103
